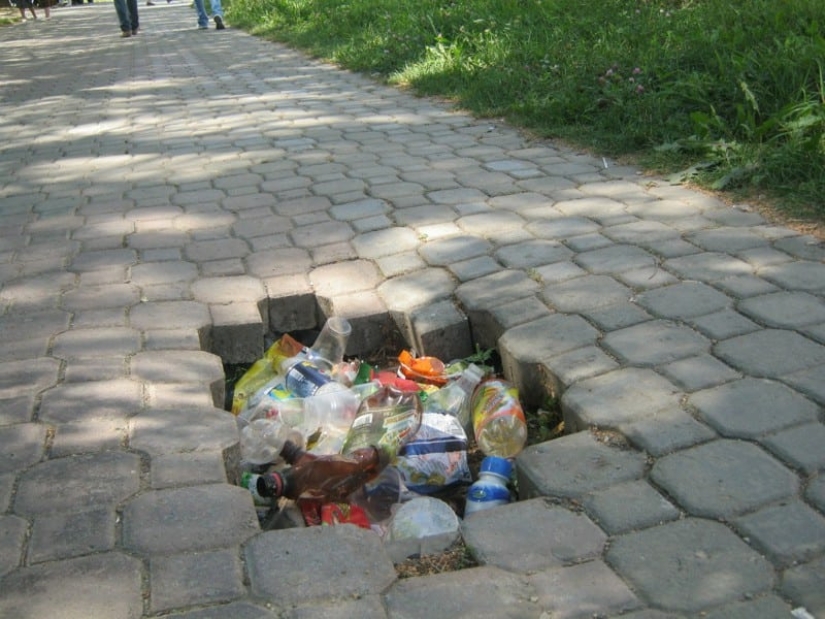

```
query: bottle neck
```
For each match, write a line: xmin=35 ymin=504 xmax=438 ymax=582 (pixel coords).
xmin=280 ymin=440 xmax=311 ymax=465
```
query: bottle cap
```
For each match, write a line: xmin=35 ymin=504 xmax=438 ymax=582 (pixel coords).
xmin=480 ymin=456 xmax=512 ymax=479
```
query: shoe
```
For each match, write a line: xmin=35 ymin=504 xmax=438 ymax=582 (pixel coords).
xmin=131 ymin=28 xmax=139 ymax=35
xmin=214 ymin=15 xmax=224 ymax=29
xmin=146 ymin=1 xmax=154 ymax=5
xmin=121 ymin=30 xmax=131 ymax=37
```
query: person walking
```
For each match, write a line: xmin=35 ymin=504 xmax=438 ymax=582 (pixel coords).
xmin=113 ymin=0 xmax=139 ymax=36
xmin=193 ymin=0 xmax=225 ymax=30
xmin=16 ymin=0 xmax=39 ymax=20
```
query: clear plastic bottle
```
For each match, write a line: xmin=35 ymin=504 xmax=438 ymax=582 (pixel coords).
xmin=424 ymin=363 xmax=485 ymax=430
xmin=239 ymin=418 xmax=304 ymax=466
xmin=470 ymin=378 xmax=527 ymax=458
xmin=464 ymin=456 xmax=512 ymax=517
xmin=341 ymin=385 xmax=423 ymax=461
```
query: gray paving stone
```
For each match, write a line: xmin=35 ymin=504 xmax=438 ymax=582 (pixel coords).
xmin=582 ymin=480 xmax=681 ymax=535
xmin=601 ymin=320 xmax=710 ymax=366
xmin=780 ymin=556 xmax=825 ymax=617
xmin=130 ymin=407 xmax=238 ymax=458
xmin=564 ymin=232 xmax=617 ymax=252
xmin=129 ymin=299 xmax=212 ymax=331
xmin=191 ymin=275 xmax=267 ymax=306
xmin=713 ymin=273 xmax=782 ymax=298
xmin=689 ymin=308 xmax=761 ymax=340
xmin=517 ymin=431 xmax=648 ymax=499
xmin=39 ymin=379 xmax=143 ymax=423
xmin=715 ymin=328 xmax=825 ymax=379
xmin=743 ymin=292 xmax=825 ymax=330
xmin=50 ymin=419 xmax=127 ymax=456
xmin=760 ymin=422 xmax=825 ymax=474
xmin=51 ymin=326 xmax=142 ymax=359
xmin=350 ymin=226 xmax=421 ymax=259
xmin=496 ymin=239 xmax=573 ymax=269
xmin=574 ymin=244 xmax=658 ymax=275
xmin=461 ymin=498 xmax=607 ymax=572
xmin=246 ymin=247 xmax=313 ymax=278
xmin=131 ymin=350 xmax=225 ymax=406
xmin=689 ymin=377 xmax=820 ymax=439
xmin=0 ymin=423 xmax=46 ymax=474
xmin=760 ymin=260 xmax=825 ymax=293
xmin=0 ymin=514 xmax=28 ymax=577
xmin=418 ymin=234 xmax=493 ymax=266
xmin=210 ymin=302 xmax=266 ymax=364
xmin=688 ymin=226 xmax=768 ymax=252
xmin=782 ymin=364 xmax=825 ymax=405
xmin=14 ymin=451 xmax=141 ymax=517
xmin=583 ymin=300 xmax=652 ymax=331
xmin=541 ymin=274 xmax=632 ymax=313
xmin=562 ymin=368 xmax=683 ymax=431
xmin=123 ymin=484 xmax=259 ymax=555
xmin=383 ymin=565 xmax=539 ymax=619
xmin=606 ymin=518 xmax=775 ymax=613
xmin=0 ymin=552 xmax=143 ymax=619
xmin=457 ymin=210 xmax=527 ymax=238
xmin=454 ymin=269 xmax=540 ymax=312
xmin=279 ymin=597 xmax=388 ymax=619
xmin=28 ymin=506 xmax=116 ymax=563
xmin=309 ymin=259 xmax=383 ymax=297
xmin=650 ymin=439 xmax=799 ymax=519
xmin=664 ymin=251 xmax=754 ymax=281
xmin=527 ymin=560 xmax=642 ymax=619
xmin=161 ymin=601 xmax=282 ymax=619
xmin=378 ymin=267 xmax=457 ymax=314
xmin=659 ymin=353 xmax=740 ymax=391
xmin=246 ymin=526 xmax=396 ymax=606
xmin=636 ymin=281 xmax=732 ymax=319
xmin=150 ymin=549 xmax=246 ymax=613
xmin=404 ymin=299 xmax=473 ymax=362
xmin=734 ymin=500 xmax=825 ymax=568
xmin=0 ymin=357 xmax=61 ymax=399
xmin=806 ymin=475 xmax=825 ymax=513
xmin=61 ymin=282 xmax=142 ymax=311
xmin=150 ymin=451 xmax=228 ymax=489
xmin=541 ymin=345 xmax=619 ymax=392
xmin=699 ymin=595 xmax=794 ymax=619
xmin=0 ymin=394 xmax=35 ymax=425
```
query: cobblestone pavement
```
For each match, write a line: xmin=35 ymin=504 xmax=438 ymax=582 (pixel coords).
xmin=1 ymin=5 xmax=824 ymax=619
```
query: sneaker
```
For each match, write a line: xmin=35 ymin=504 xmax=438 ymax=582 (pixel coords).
xmin=146 ymin=0 xmax=154 ymax=4
xmin=131 ymin=28 xmax=139 ymax=35
xmin=214 ymin=15 xmax=224 ymax=29
xmin=121 ymin=30 xmax=131 ymax=37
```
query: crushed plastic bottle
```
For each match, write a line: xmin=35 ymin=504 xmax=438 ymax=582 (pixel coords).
xmin=471 ymin=377 xmax=527 ymax=458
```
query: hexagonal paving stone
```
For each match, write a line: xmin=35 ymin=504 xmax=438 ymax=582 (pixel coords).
xmin=14 ymin=451 xmax=141 ymax=516
xmin=715 ymin=329 xmax=825 ymax=379
xmin=122 ymin=484 xmax=259 ymax=555
xmin=689 ymin=377 xmax=819 ymax=439
xmin=601 ymin=320 xmax=710 ymax=366
xmin=733 ymin=500 xmax=825 ymax=568
xmin=650 ymin=439 xmax=798 ymax=519
xmin=461 ymin=498 xmax=607 ymax=573
xmin=606 ymin=518 xmax=775 ymax=613
xmin=245 ymin=526 xmax=396 ymax=606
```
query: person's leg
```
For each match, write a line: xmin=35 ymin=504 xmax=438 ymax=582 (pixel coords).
xmin=113 ymin=0 xmax=132 ymax=33
xmin=126 ymin=0 xmax=138 ymax=31
xmin=193 ymin=0 xmax=208 ymax=28
xmin=210 ymin=0 xmax=224 ymax=29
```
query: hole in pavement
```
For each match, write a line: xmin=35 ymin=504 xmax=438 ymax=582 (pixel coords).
xmin=212 ymin=295 xmax=563 ymax=576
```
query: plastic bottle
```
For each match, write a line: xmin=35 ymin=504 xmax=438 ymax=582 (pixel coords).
xmin=341 ymin=385 xmax=423 ymax=461
xmin=256 ymin=441 xmax=389 ymax=503
xmin=424 ymin=363 xmax=485 ymax=430
xmin=464 ymin=456 xmax=512 ymax=517
xmin=307 ymin=316 xmax=351 ymax=368
xmin=470 ymin=378 xmax=527 ymax=458
xmin=280 ymin=356 xmax=344 ymax=398
xmin=240 ymin=471 xmax=271 ymax=505
xmin=239 ymin=418 xmax=305 ymax=465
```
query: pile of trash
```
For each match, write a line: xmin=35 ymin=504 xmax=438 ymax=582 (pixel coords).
xmin=232 ymin=316 xmax=528 ymax=549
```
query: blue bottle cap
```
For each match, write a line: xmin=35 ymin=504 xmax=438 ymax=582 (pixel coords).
xmin=480 ymin=456 xmax=512 ymax=479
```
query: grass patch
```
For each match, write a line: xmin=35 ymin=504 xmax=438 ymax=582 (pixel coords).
xmin=226 ymin=0 xmax=825 ymax=225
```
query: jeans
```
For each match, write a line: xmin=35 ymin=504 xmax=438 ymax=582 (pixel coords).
xmin=193 ymin=0 xmax=222 ymax=28
xmin=113 ymin=0 xmax=138 ymax=31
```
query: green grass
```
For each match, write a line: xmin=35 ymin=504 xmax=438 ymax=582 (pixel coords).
xmin=226 ymin=0 xmax=825 ymax=223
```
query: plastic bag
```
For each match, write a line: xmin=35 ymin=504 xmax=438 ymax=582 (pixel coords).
xmin=394 ymin=412 xmax=471 ymax=494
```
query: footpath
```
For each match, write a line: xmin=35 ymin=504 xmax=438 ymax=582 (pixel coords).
xmin=1 ymin=4 xmax=824 ymax=618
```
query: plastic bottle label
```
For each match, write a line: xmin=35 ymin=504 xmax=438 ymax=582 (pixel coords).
xmin=465 ymin=479 xmax=510 ymax=515
xmin=285 ymin=361 xmax=332 ymax=398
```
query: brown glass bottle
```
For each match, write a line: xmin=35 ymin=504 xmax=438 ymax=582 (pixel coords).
xmin=257 ymin=442 xmax=389 ymax=503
